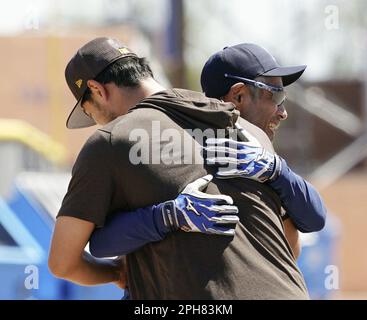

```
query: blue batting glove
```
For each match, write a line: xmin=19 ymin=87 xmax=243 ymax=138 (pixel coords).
xmin=205 ymin=138 xmax=282 ymax=183
xmin=161 ymin=175 xmax=239 ymax=236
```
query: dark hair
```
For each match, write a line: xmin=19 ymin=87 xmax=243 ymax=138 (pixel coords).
xmin=82 ymin=56 xmax=154 ymax=103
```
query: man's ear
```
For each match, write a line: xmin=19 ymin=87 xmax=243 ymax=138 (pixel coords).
xmin=87 ymin=80 xmax=108 ymax=101
xmin=223 ymin=83 xmax=246 ymax=105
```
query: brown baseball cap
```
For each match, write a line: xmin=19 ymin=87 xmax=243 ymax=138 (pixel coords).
xmin=65 ymin=37 xmax=137 ymax=129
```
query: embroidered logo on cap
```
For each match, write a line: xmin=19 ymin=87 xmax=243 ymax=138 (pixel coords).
xmin=118 ymin=47 xmax=131 ymax=55
xmin=75 ymin=79 xmax=83 ymax=88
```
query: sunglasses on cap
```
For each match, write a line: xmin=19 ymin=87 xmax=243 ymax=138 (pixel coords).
xmin=224 ymin=73 xmax=286 ymax=106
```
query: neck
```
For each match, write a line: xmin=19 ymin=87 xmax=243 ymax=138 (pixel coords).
xmin=139 ymin=77 xmax=166 ymax=98
xmin=123 ymin=78 xmax=166 ymax=111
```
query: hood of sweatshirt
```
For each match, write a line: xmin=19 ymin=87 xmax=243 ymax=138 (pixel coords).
xmin=130 ymin=88 xmax=239 ymax=131
xmin=128 ymin=88 xmax=273 ymax=152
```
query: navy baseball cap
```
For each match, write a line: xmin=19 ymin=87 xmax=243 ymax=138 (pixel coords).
xmin=65 ymin=37 xmax=137 ymax=129
xmin=200 ymin=43 xmax=306 ymax=98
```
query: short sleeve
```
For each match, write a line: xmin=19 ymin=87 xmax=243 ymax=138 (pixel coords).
xmin=57 ymin=130 xmax=114 ymax=227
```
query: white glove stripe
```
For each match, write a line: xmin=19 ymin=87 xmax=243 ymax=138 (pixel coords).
xmin=199 ymin=203 xmax=239 ymax=214
xmin=206 ymin=157 xmax=253 ymax=165
xmin=251 ymin=166 xmax=269 ymax=180
xmin=205 ymin=145 xmax=256 ymax=156
xmin=213 ymin=215 xmax=240 ymax=224
xmin=205 ymin=227 xmax=236 ymax=236
xmin=181 ymin=211 xmax=200 ymax=232
xmin=182 ymin=191 xmax=234 ymax=205
xmin=206 ymin=138 xmax=259 ymax=149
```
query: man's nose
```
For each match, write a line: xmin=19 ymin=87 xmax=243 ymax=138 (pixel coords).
xmin=277 ymin=104 xmax=288 ymax=120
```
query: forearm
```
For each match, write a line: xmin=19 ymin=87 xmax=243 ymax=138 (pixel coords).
xmin=269 ymin=157 xmax=327 ymax=233
xmin=49 ymin=216 xmax=126 ymax=288
xmin=61 ymin=251 xmax=120 ymax=286
xmin=90 ymin=204 xmax=169 ymax=258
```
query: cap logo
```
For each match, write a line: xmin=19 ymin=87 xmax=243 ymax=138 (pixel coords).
xmin=118 ymin=47 xmax=131 ymax=55
xmin=75 ymin=79 xmax=83 ymax=88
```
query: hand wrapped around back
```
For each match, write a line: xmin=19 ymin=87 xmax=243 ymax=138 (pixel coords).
xmin=204 ymin=124 xmax=281 ymax=183
xmin=161 ymin=175 xmax=239 ymax=236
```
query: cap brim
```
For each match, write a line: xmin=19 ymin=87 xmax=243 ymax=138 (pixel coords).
xmin=66 ymin=98 xmax=96 ymax=129
xmin=262 ymin=65 xmax=306 ymax=86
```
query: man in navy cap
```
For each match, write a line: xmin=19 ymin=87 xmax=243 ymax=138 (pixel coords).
xmin=199 ymin=44 xmax=326 ymax=252
xmin=201 ymin=43 xmax=305 ymax=141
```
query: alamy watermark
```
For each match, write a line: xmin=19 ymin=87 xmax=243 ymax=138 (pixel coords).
xmin=128 ymin=121 xmax=240 ymax=167
xmin=24 ymin=265 xmax=39 ymax=290
xmin=324 ymin=264 xmax=339 ymax=290
xmin=325 ymin=5 xmax=339 ymax=30
xmin=24 ymin=4 xmax=40 ymax=30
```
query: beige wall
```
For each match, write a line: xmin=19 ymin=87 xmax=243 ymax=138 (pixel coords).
xmin=320 ymin=172 xmax=367 ymax=293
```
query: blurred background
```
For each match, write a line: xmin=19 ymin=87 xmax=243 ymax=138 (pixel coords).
xmin=0 ymin=0 xmax=366 ymax=300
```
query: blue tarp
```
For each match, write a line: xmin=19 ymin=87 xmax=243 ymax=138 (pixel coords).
xmin=0 ymin=172 xmax=123 ymax=300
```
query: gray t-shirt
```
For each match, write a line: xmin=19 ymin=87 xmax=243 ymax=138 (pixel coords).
xmin=58 ymin=89 xmax=309 ymax=299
